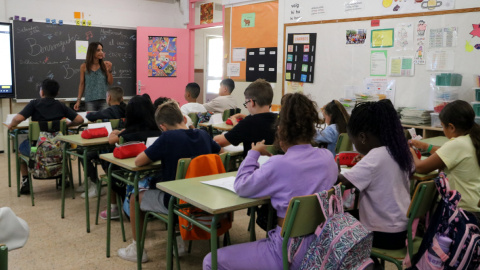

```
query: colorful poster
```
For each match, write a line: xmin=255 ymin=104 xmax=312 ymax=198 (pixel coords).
xmin=371 ymin=29 xmax=394 ymax=48
xmin=285 ymin=33 xmax=316 ymax=83
xmin=370 ymin=50 xmax=387 ymax=76
xmin=363 ymin=77 xmax=396 ymax=104
xmin=381 ymin=0 xmax=455 ymax=14
xmin=395 ymin=23 xmax=413 ymax=51
xmin=200 ymin=2 xmax=214 ymax=24
xmin=414 ymin=20 xmax=427 ymax=65
xmin=241 ymin=13 xmax=255 ymax=28
xmin=148 ymin=36 xmax=177 ymax=77
xmin=346 ymin=29 xmax=366 ymax=45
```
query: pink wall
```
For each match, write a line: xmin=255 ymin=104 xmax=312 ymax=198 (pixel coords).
xmin=136 ymin=27 xmax=191 ymax=105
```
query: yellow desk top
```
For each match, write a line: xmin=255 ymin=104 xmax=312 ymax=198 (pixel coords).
xmin=57 ymin=134 xmax=110 ymax=146
xmin=3 ymin=122 xmax=29 ymax=129
xmin=100 ymin=153 xmax=161 ymax=172
xmin=157 ymin=171 xmax=270 ymax=214
xmin=213 ymin=122 xmax=233 ymax=131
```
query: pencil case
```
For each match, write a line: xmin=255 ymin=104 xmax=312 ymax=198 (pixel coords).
xmin=81 ymin=127 xmax=108 ymax=139
xmin=335 ymin=151 xmax=360 ymax=167
xmin=113 ymin=141 xmax=146 ymax=159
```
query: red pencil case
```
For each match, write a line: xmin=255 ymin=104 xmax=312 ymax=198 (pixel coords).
xmin=113 ymin=142 xmax=146 ymax=159
xmin=335 ymin=152 xmax=360 ymax=167
xmin=225 ymin=118 xmax=243 ymax=125
xmin=81 ymin=127 xmax=108 ymax=139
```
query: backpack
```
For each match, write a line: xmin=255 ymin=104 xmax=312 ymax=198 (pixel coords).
xmin=28 ymin=121 xmax=64 ymax=179
xmin=406 ymin=172 xmax=480 ymax=270
xmin=299 ymin=184 xmax=374 ymax=270
xmin=178 ymin=154 xmax=232 ymax=241
xmin=197 ymin=111 xmax=213 ymax=124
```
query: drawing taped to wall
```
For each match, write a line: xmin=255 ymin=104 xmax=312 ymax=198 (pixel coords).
xmin=148 ymin=36 xmax=177 ymax=77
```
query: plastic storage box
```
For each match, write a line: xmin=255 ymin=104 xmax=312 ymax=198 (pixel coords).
xmin=472 ymin=102 xmax=480 ymax=117
xmin=431 ymin=113 xmax=441 ymax=128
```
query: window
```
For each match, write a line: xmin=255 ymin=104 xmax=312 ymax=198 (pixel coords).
xmin=205 ymin=36 xmax=223 ymax=96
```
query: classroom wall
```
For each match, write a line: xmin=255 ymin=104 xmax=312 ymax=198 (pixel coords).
xmin=0 ymin=0 xmax=185 ymax=151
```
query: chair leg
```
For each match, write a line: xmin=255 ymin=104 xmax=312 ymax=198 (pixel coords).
xmin=28 ymin=173 xmax=34 ymax=206
xmin=188 ymin=240 xmax=192 ymax=254
xmin=140 ymin=212 xmax=150 ymax=259
xmin=68 ymin=155 xmax=75 ymax=199
xmin=95 ymin=180 xmax=102 ymax=225
xmin=117 ymin=194 xmax=126 ymax=242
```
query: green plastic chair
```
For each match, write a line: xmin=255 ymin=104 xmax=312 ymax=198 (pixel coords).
xmin=18 ymin=119 xmax=74 ymax=206
xmin=370 ymin=180 xmax=438 ymax=270
xmin=280 ymin=189 xmax=335 ymax=270
xmin=222 ymin=108 xmax=241 ymax=122
xmin=0 ymin=244 xmax=7 ymax=270
xmin=334 ymin=133 xmax=353 ymax=154
xmin=188 ymin=113 xmax=200 ymax=128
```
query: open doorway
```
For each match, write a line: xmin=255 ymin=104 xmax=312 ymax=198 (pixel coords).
xmin=205 ymin=35 xmax=223 ymax=102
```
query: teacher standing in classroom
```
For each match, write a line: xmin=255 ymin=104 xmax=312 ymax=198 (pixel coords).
xmin=74 ymin=42 xmax=113 ymax=111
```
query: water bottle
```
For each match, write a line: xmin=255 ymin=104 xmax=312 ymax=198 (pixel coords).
xmin=427 ymin=234 xmax=452 ymax=267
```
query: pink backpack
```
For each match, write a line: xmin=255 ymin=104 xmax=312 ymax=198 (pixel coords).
xmin=299 ymin=184 xmax=374 ymax=270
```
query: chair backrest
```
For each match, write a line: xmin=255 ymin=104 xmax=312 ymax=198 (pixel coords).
xmin=96 ymin=118 xmax=124 ymax=129
xmin=266 ymin=145 xmax=281 ymax=155
xmin=222 ymin=108 xmax=241 ymax=121
xmin=188 ymin=113 xmax=200 ymax=128
xmin=281 ymin=188 xmax=335 ymax=238
xmin=334 ymin=133 xmax=353 ymax=154
xmin=28 ymin=119 xmax=67 ymax=143
xmin=175 ymin=152 xmax=230 ymax=180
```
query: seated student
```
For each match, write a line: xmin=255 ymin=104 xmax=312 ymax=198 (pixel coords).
xmin=410 ymin=100 xmax=480 ymax=220
xmin=315 ymin=100 xmax=350 ymax=156
xmin=214 ymin=78 xmax=277 ymax=157
xmin=337 ymin=100 xmax=413 ymax=253
xmin=77 ymin=86 xmax=127 ymax=198
xmin=7 ymin=79 xmax=84 ymax=194
xmin=154 ymin=96 xmax=195 ymax=129
xmin=203 ymin=78 xmax=237 ymax=113
xmin=86 ymin=86 xmax=126 ymax=122
xmin=117 ymin=101 xmax=221 ymax=263
xmin=203 ymin=93 xmax=338 ymax=270
xmin=99 ymin=95 xmax=162 ymax=220
xmin=180 ymin=82 xmax=207 ymax=115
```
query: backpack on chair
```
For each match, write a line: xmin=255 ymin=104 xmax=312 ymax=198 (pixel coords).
xmin=406 ymin=172 xmax=480 ymax=270
xmin=299 ymin=184 xmax=374 ymax=270
xmin=28 ymin=121 xmax=64 ymax=179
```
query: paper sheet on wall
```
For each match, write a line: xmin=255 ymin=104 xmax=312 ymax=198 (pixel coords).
xmin=364 ymin=78 xmax=396 ymax=104
xmin=232 ymin=47 xmax=246 ymax=61
xmin=286 ymin=81 xmax=304 ymax=93
xmin=284 ymin=0 xmax=325 ymax=23
xmin=344 ymin=0 xmax=364 ymax=13
xmin=426 ymin=49 xmax=455 ymax=71
xmin=75 ymin=40 xmax=88 ymax=60
xmin=370 ymin=50 xmax=387 ymax=76
xmin=395 ymin=23 xmax=414 ymax=51
xmin=429 ymin=27 xmax=457 ymax=48
xmin=390 ymin=57 xmax=414 ymax=76
xmin=227 ymin=63 xmax=240 ymax=77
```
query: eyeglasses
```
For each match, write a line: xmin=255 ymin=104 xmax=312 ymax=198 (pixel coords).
xmin=243 ymin=99 xmax=255 ymax=108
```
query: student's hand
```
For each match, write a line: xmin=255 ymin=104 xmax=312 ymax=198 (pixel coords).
xmin=409 ymin=139 xmax=428 ymax=151
xmin=111 ymin=129 xmax=121 ymax=136
xmin=251 ymin=140 xmax=272 ymax=156
xmin=7 ymin=124 xmax=13 ymax=131
xmin=352 ymin=154 xmax=364 ymax=164
xmin=228 ymin=116 xmax=238 ymax=126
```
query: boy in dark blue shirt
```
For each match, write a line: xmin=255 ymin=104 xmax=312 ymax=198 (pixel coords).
xmin=86 ymin=86 xmax=126 ymax=122
xmin=7 ymin=79 xmax=84 ymax=194
xmin=117 ymin=101 xmax=221 ymax=263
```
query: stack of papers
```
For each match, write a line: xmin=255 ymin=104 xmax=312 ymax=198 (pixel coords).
xmin=400 ymin=108 xmax=433 ymax=125
xmin=201 ymin=176 xmax=236 ymax=193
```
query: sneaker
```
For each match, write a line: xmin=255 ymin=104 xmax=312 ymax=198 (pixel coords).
xmin=76 ymin=179 xmax=92 ymax=192
xmin=118 ymin=240 xmax=148 ymax=263
xmin=20 ymin=176 xmax=30 ymax=195
xmin=100 ymin=207 xmax=120 ymax=220
xmin=174 ymin=235 xmax=186 ymax=257
xmin=80 ymin=183 xmax=106 ymax=199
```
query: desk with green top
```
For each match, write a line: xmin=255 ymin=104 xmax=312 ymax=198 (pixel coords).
xmin=157 ymin=171 xmax=270 ymax=270
xmin=100 ymin=153 xmax=162 ymax=270
xmin=57 ymin=134 xmax=111 ymax=233
xmin=3 ymin=122 xmax=29 ymax=194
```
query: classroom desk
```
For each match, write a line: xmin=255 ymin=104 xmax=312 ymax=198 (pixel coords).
xmin=157 ymin=172 xmax=270 ymax=270
xmin=57 ymin=134 xmax=111 ymax=233
xmin=421 ymin=136 xmax=448 ymax=147
xmin=3 ymin=122 xmax=29 ymax=195
xmin=212 ymin=122 xmax=234 ymax=131
xmin=100 ymin=153 xmax=161 ymax=270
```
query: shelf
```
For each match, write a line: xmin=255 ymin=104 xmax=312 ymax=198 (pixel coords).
xmin=402 ymin=124 xmax=444 ymax=138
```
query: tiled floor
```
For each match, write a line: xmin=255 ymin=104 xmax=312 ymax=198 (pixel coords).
xmin=1 ymin=150 xmax=398 ymax=269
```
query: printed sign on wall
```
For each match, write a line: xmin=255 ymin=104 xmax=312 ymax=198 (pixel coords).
xmin=285 ymin=33 xmax=316 ymax=83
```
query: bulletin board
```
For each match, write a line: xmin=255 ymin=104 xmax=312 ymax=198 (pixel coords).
xmin=283 ymin=8 xmax=480 ymax=110
xmin=228 ymin=1 xmax=278 ymax=81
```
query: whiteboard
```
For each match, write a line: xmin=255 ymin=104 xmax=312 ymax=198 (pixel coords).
xmin=284 ymin=10 xmax=480 ymax=110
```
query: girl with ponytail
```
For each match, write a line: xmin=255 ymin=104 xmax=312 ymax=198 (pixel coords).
xmin=410 ymin=100 xmax=480 ymax=218
xmin=338 ymin=99 xmax=413 ymax=250
xmin=315 ymin=100 xmax=350 ymax=156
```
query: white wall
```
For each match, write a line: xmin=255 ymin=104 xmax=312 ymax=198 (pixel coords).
xmin=0 ymin=0 xmax=185 ymax=151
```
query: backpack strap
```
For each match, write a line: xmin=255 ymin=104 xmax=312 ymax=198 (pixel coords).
xmin=38 ymin=120 xmax=61 ymax=132
xmin=403 ymin=218 xmax=420 ymax=268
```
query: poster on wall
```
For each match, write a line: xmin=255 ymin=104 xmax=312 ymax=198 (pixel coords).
xmin=246 ymin=47 xmax=277 ymax=82
xmin=148 ymin=36 xmax=177 ymax=77
xmin=346 ymin=29 xmax=367 ymax=45
xmin=381 ymin=0 xmax=455 ymax=15
xmin=200 ymin=2 xmax=214 ymax=24
xmin=285 ymin=33 xmax=316 ymax=83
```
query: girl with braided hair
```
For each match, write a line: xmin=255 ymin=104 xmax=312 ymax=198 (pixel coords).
xmin=338 ymin=99 xmax=413 ymax=250
xmin=410 ymin=100 xmax=480 ymax=220
xmin=315 ymin=99 xmax=350 ymax=156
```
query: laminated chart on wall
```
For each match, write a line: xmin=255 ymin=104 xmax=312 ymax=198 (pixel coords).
xmin=246 ymin=47 xmax=277 ymax=82
xmin=285 ymin=33 xmax=316 ymax=83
